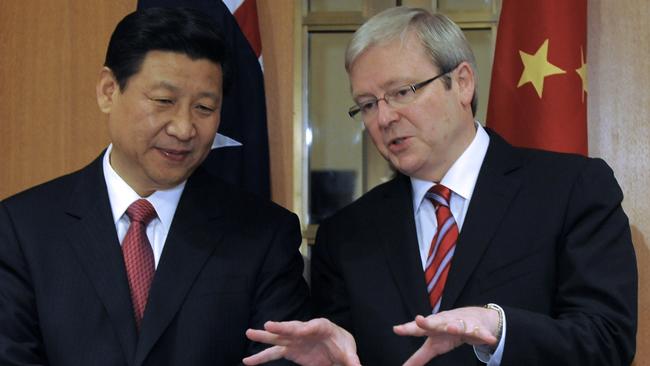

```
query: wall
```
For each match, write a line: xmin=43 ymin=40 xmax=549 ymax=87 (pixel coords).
xmin=588 ymin=1 xmax=650 ymax=364
xmin=0 ymin=1 xmax=134 ymax=198
xmin=257 ymin=0 xmax=296 ymax=210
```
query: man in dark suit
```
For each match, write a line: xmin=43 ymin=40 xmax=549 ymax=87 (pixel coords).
xmin=0 ymin=7 xmax=309 ymax=366
xmin=244 ymin=7 xmax=637 ymax=366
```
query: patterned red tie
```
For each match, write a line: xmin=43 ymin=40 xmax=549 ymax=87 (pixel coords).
xmin=122 ymin=199 xmax=157 ymax=331
xmin=424 ymin=184 xmax=458 ymax=313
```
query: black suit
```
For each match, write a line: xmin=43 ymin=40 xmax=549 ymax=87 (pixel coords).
xmin=312 ymin=131 xmax=637 ymax=365
xmin=0 ymin=154 xmax=309 ymax=366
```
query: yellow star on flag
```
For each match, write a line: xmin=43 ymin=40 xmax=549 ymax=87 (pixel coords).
xmin=575 ymin=47 xmax=588 ymax=102
xmin=517 ymin=39 xmax=566 ymax=98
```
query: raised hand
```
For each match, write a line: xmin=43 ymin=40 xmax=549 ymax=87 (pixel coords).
xmin=243 ymin=318 xmax=361 ymax=366
xmin=393 ymin=307 xmax=499 ymax=366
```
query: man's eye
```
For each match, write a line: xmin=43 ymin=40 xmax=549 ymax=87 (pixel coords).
xmin=359 ymin=101 xmax=377 ymax=113
xmin=394 ymin=88 xmax=413 ymax=98
xmin=196 ymin=105 xmax=215 ymax=114
xmin=152 ymin=98 xmax=173 ymax=105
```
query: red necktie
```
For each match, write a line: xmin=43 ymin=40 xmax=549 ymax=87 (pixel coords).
xmin=424 ymin=184 xmax=458 ymax=313
xmin=122 ymin=199 xmax=157 ymax=331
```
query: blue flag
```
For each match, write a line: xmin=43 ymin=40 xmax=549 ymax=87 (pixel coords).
xmin=138 ymin=0 xmax=271 ymax=199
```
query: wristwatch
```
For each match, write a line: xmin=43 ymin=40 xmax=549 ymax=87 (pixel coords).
xmin=485 ymin=303 xmax=504 ymax=343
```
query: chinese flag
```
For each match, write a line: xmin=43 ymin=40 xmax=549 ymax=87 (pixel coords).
xmin=486 ymin=0 xmax=588 ymax=156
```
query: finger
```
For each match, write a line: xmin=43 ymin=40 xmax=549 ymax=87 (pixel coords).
xmin=332 ymin=346 xmax=363 ymax=366
xmin=329 ymin=333 xmax=362 ymax=365
xmin=441 ymin=318 xmax=467 ymax=336
xmin=264 ymin=318 xmax=332 ymax=338
xmin=413 ymin=314 xmax=457 ymax=334
xmin=344 ymin=353 xmax=363 ymax=366
xmin=412 ymin=316 xmax=476 ymax=339
xmin=402 ymin=338 xmax=439 ymax=366
xmin=460 ymin=325 xmax=498 ymax=346
xmin=242 ymin=345 xmax=285 ymax=365
xmin=245 ymin=328 xmax=289 ymax=346
xmin=393 ymin=316 xmax=429 ymax=337
xmin=471 ymin=325 xmax=480 ymax=336
xmin=263 ymin=320 xmax=306 ymax=335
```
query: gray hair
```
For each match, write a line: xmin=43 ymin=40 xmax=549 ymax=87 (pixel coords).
xmin=345 ymin=7 xmax=478 ymax=116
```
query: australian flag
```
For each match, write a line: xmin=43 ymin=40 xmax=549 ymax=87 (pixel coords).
xmin=138 ymin=0 xmax=271 ymax=199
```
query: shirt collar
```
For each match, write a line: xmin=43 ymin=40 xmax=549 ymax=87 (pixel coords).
xmin=102 ymin=144 xmax=185 ymax=232
xmin=411 ymin=121 xmax=490 ymax=213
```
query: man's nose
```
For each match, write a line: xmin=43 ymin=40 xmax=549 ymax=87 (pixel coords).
xmin=376 ymin=99 xmax=398 ymax=128
xmin=166 ymin=105 xmax=196 ymax=141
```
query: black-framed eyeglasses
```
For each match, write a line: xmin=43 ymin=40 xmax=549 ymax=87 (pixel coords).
xmin=347 ymin=70 xmax=451 ymax=122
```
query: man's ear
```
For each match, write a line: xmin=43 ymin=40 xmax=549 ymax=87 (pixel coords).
xmin=96 ymin=67 xmax=119 ymax=114
xmin=454 ymin=61 xmax=476 ymax=110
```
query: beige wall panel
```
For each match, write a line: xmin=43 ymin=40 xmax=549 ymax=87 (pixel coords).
xmin=588 ymin=1 xmax=650 ymax=364
xmin=258 ymin=0 xmax=295 ymax=210
xmin=0 ymin=0 xmax=136 ymax=199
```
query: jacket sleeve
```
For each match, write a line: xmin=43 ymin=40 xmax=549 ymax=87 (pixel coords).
xmin=502 ymin=158 xmax=637 ymax=365
xmin=0 ymin=202 xmax=48 ymax=365
xmin=310 ymin=218 xmax=354 ymax=332
xmin=245 ymin=210 xmax=310 ymax=365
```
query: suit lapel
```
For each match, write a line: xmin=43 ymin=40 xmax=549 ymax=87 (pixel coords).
xmin=63 ymin=156 xmax=138 ymax=365
xmin=133 ymin=169 xmax=228 ymax=366
xmin=440 ymin=131 xmax=524 ymax=310
xmin=377 ymin=175 xmax=431 ymax=318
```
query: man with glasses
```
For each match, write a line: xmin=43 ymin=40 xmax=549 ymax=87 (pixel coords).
xmin=245 ymin=6 xmax=636 ymax=366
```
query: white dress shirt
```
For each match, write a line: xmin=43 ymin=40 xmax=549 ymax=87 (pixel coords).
xmin=410 ymin=123 xmax=506 ymax=365
xmin=102 ymin=144 xmax=185 ymax=268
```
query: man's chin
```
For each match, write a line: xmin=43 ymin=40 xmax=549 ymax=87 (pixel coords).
xmin=148 ymin=170 xmax=193 ymax=191
xmin=389 ymin=157 xmax=412 ymax=176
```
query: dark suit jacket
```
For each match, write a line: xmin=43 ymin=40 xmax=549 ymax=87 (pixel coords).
xmin=0 ymin=154 xmax=309 ymax=366
xmin=311 ymin=131 xmax=637 ymax=365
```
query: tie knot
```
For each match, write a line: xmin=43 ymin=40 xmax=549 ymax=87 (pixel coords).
xmin=426 ymin=184 xmax=452 ymax=207
xmin=126 ymin=199 xmax=157 ymax=224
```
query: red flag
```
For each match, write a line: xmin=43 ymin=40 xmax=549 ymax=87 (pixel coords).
xmin=486 ymin=0 xmax=588 ymax=155
xmin=225 ymin=0 xmax=262 ymax=61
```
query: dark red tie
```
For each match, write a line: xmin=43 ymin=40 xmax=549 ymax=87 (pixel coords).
xmin=424 ymin=184 xmax=458 ymax=313
xmin=122 ymin=199 xmax=157 ymax=331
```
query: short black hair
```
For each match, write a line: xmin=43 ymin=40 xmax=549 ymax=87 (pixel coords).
xmin=104 ymin=7 xmax=230 ymax=91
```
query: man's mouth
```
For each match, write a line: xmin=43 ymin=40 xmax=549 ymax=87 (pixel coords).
xmin=158 ymin=148 xmax=190 ymax=161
